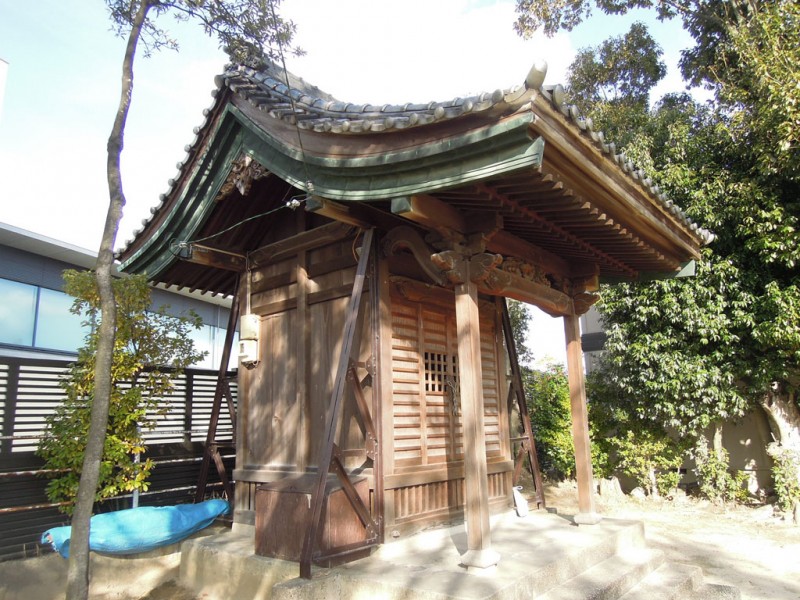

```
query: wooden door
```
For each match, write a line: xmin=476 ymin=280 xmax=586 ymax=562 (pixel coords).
xmin=385 ymin=283 xmax=510 ymax=532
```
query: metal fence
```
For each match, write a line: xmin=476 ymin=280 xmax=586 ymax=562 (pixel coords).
xmin=0 ymin=356 xmax=236 ymax=561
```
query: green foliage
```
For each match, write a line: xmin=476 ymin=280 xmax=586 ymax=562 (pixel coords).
xmin=525 ymin=363 xmax=576 ymax=478
xmin=515 ymin=0 xmax=686 ymax=39
xmin=612 ymin=429 xmax=684 ymax=496
xmin=506 ymin=299 xmax=534 ymax=365
xmin=524 ymin=362 xmax=610 ymax=479
xmin=766 ymin=443 xmax=800 ymax=513
xmin=727 ymin=1 xmax=800 ymax=180
xmin=693 ymin=438 xmax=749 ymax=503
xmin=106 ymin=0 xmax=302 ymax=66
xmin=514 ymin=0 xmax=800 ymax=498
xmin=568 ymin=22 xmax=666 ymax=108
xmin=37 ymin=271 xmax=205 ymax=514
xmin=565 ymin=22 xmax=666 ymax=150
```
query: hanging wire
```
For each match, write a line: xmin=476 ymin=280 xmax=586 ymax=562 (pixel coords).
xmin=267 ymin=0 xmax=315 ymax=195
xmin=190 ymin=196 xmax=304 ymax=245
xmin=168 ymin=7 xmax=319 ymax=259
xmin=167 ymin=194 xmax=304 ymax=258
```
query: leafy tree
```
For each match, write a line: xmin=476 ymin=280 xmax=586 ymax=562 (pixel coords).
xmin=69 ymin=2 xmax=298 ymax=598
xmin=506 ymin=299 xmax=534 ymax=366
xmin=514 ymin=0 xmax=800 ymax=507
xmin=524 ymin=362 xmax=612 ymax=479
xmin=38 ymin=271 xmax=204 ymax=514
xmin=525 ymin=363 xmax=576 ymax=478
xmin=566 ymin=21 xmax=666 ymax=146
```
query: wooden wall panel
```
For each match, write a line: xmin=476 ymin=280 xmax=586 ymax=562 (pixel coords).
xmin=243 ymin=310 xmax=300 ymax=469
xmin=390 ymin=471 xmax=510 ymax=529
xmin=236 ymin=235 xmax=369 ymax=487
xmin=390 ymin=302 xmax=423 ymax=466
xmin=385 ymin=283 xmax=512 ymax=531
xmin=389 ymin=288 xmax=507 ymax=471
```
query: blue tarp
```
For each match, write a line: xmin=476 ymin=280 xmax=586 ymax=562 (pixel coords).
xmin=41 ymin=498 xmax=229 ymax=558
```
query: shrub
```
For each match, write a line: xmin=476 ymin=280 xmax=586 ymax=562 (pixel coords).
xmin=693 ymin=436 xmax=749 ymax=503
xmin=612 ymin=429 xmax=684 ymax=497
xmin=525 ymin=363 xmax=576 ymax=478
xmin=766 ymin=442 xmax=800 ymax=513
xmin=37 ymin=271 xmax=205 ymax=513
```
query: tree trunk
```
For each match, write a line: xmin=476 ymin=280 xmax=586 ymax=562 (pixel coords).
xmin=712 ymin=422 xmax=724 ymax=460
xmin=65 ymin=3 xmax=151 ymax=598
xmin=759 ymin=387 xmax=800 ymax=518
xmin=648 ymin=466 xmax=659 ymax=498
xmin=758 ymin=388 xmax=800 ymax=449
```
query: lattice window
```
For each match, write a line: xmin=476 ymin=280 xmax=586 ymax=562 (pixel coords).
xmin=424 ymin=352 xmax=457 ymax=392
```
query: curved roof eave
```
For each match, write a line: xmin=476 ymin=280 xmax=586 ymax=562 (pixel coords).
xmin=120 ymin=104 xmax=546 ymax=279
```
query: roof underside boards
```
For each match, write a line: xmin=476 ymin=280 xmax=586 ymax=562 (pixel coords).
xmin=118 ymin=62 xmax=708 ymax=298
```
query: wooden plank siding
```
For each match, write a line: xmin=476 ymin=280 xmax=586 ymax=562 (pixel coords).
xmin=385 ymin=284 xmax=512 ymax=534
xmin=232 ymin=221 xmax=514 ymax=536
xmin=233 ymin=232 xmax=374 ymax=524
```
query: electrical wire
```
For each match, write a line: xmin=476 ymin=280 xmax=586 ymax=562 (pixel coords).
xmin=167 ymin=194 xmax=304 ymax=258
xmin=268 ymin=0 xmax=316 ymax=195
xmin=189 ymin=195 xmax=304 ymax=245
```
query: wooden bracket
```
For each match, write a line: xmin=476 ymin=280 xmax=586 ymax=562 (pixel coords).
xmin=384 ymin=226 xmax=448 ymax=286
xmin=195 ymin=277 xmax=241 ymax=503
xmin=185 ymin=244 xmax=246 ymax=272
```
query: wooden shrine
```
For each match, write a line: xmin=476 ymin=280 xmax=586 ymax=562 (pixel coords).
xmin=118 ymin=60 xmax=709 ymax=576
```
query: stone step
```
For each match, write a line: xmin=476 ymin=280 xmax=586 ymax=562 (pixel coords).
xmin=535 ymin=548 xmax=665 ymax=600
xmin=687 ymin=583 xmax=742 ymax=600
xmin=617 ymin=562 xmax=704 ymax=599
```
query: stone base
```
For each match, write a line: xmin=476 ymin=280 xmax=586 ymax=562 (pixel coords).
xmin=459 ymin=547 xmax=501 ymax=570
xmin=573 ymin=512 xmax=603 ymax=525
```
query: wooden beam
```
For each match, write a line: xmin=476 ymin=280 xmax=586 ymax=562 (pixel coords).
xmin=484 ymin=230 xmax=571 ymax=279
xmin=185 ymin=244 xmax=246 ymax=271
xmin=391 ymin=194 xmax=467 ymax=234
xmin=563 ymin=313 xmax=601 ymax=525
xmin=248 ymin=221 xmax=354 ymax=267
xmin=305 ymin=196 xmax=403 ymax=231
xmin=479 ymin=267 xmax=573 ymax=317
xmin=455 ymin=263 xmax=500 ymax=570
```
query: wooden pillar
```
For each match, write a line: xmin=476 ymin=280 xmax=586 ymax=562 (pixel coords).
xmin=563 ymin=313 xmax=601 ymax=525
xmin=455 ymin=277 xmax=501 ymax=569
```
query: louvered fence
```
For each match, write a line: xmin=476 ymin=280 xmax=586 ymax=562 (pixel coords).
xmin=0 ymin=357 xmax=236 ymax=561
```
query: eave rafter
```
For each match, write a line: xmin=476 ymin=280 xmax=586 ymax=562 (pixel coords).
xmin=530 ymin=94 xmax=703 ymax=261
xmin=473 ymin=181 xmax=639 ymax=279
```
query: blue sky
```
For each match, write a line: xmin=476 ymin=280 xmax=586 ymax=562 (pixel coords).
xmin=0 ymin=0 xmax=696 ymax=365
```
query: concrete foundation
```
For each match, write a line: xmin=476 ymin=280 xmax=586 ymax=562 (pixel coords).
xmin=179 ymin=510 xmax=740 ymax=600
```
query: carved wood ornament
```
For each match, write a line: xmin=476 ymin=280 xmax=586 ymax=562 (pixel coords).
xmin=383 ymin=225 xmax=600 ymax=316
xmin=217 ymin=154 xmax=270 ymax=201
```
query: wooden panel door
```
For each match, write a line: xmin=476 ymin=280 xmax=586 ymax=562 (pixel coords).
xmin=389 ymin=288 xmax=504 ymax=470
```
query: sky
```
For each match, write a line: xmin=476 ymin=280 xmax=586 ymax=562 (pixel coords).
xmin=0 ymin=0 xmax=697 ymax=366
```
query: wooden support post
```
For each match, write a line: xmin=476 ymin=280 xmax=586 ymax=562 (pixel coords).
xmin=299 ymin=229 xmax=378 ymax=579
xmin=563 ymin=313 xmax=601 ymax=525
xmin=195 ymin=278 xmax=241 ymax=503
xmin=500 ymin=299 xmax=546 ymax=509
xmin=455 ymin=275 xmax=500 ymax=570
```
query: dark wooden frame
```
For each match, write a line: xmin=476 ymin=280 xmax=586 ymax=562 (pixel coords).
xmin=299 ymin=229 xmax=381 ymax=578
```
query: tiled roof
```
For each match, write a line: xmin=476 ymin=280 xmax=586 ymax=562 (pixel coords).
xmin=120 ymin=60 xmax=712 ymax=254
